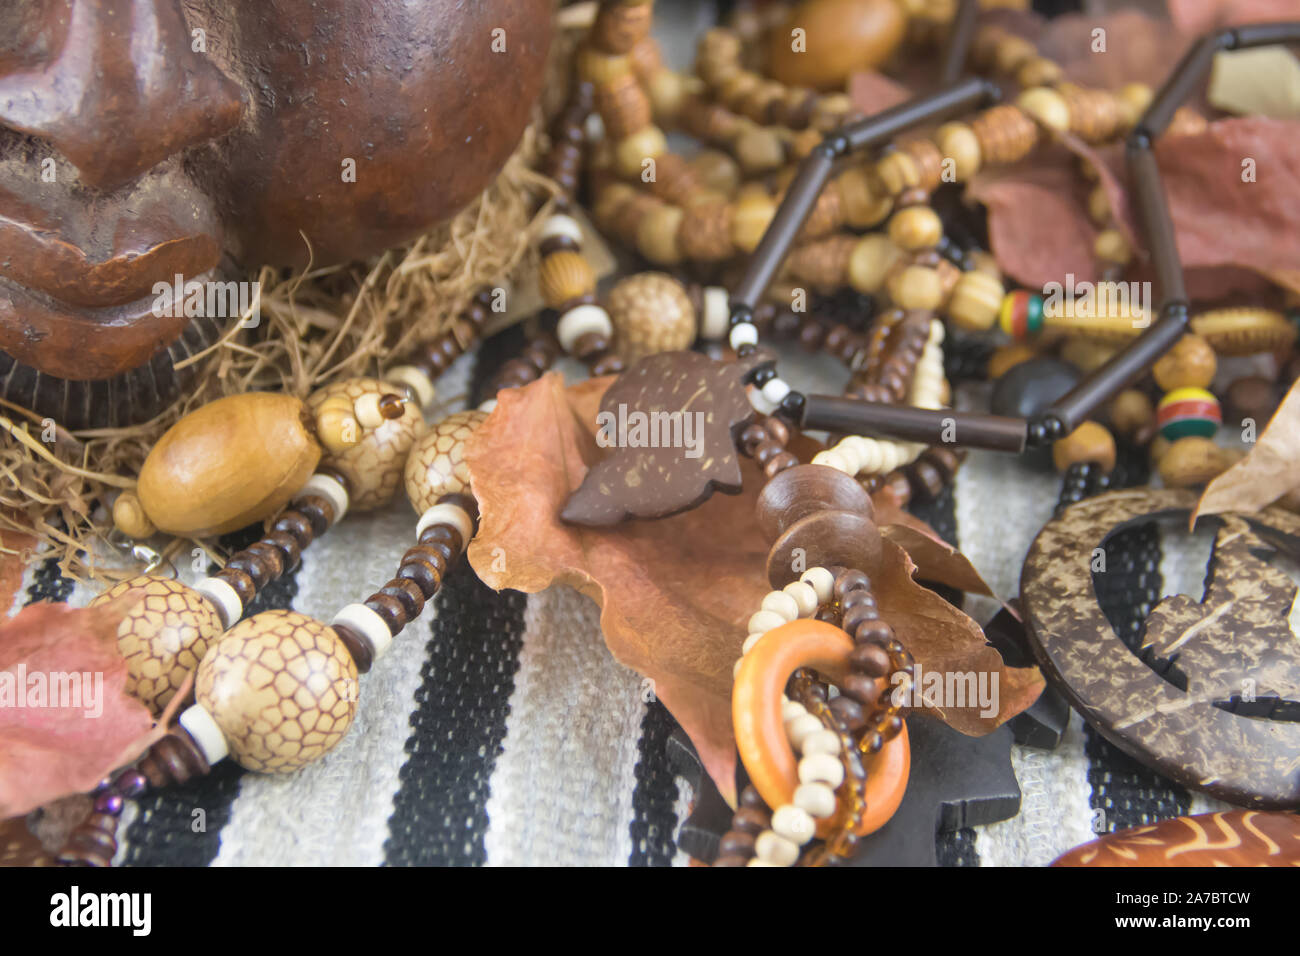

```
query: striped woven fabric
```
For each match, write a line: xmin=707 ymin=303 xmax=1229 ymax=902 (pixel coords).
xmin=7 ymin=341 xmax=1232 ymax=867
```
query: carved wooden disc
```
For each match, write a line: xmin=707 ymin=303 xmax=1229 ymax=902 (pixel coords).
xmin=1053 ymin=809 xmax=1300 ymax=866
xmin=1021 ymin=488 xmax=1300 ymax=809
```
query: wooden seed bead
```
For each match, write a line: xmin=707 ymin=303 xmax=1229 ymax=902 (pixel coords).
xmin=836 ymin=166 xmax=892 ymax=228
xmin=730 ymin=191 xmax=777 ymax=253
xmin=934 ymin=122 xmax=981 ymax=181
xmin=971 ymin=104 xmax=1039 ymax=165
xmin=112 ymin=491 xmax=156 ymax=539
xmin=195 ymin=610 xmax=358 ymax=774
xmin=875 ymin=149 xmax=919 ymax=196
xmin=887 ymin=265 xmax=945 ymax=310
xmin=1153 ymin=334 xmax=1217 ymax=391
xmin=848 ymin=234 xmax=902 ymax=294
xmin=1109 ymin=389 xmax=1154 ymax=438
xmin=1157 ymin=436 xmax=1232 ymax=488
xmin=607 ymin=272 xmax=696 ymax=360
xmin=89 ymin=576 xmax=225 ymax=716
xmin=538 ymin=250 xmax=597 ymax=308
xmin=1093 ymin=228 xmax=1131 ymax=265
xmin=404 ymin=410 xmax=488 ymax=515
xmin=307 ymin=378 xmax=426 ymax=511
xmin=614 ymin=124 xmax=668 ymax=179
xmin=1052 ymin=422 xmax=1117 ymax=473
xmin=887 ymin=206 xmax=943 ymax=251
xmin=1016 ymin=87 xmax=1071 ymax=132
xmin=635 ymin=203 xmax=685 ymax=265
xmin=947 ymin=269 xmax=1003 ymax=331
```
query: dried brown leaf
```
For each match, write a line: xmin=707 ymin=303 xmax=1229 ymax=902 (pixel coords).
xmin=1194 ymin=378 xmax=1300 ymax=524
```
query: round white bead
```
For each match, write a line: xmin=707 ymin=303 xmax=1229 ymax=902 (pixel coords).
xmin=747 ymin=609 xmax=786 ymax=634
xmin=194 ymin=576 xmax=242 ymax=630
xmin=179 ymin=703 xmax=229 ymax=765
xmin=799 ymin=752 xmax=845 ymax=788
xmin=782 ymin=580 xmax=819 ymax=617
xmin=771 ymin=805 xmax=817 ymax=845
xmin=384 ymin=365 xmax=437 ymax=410
xmin=781 ymin=697 xmax=807 ymax=721
xmin=754 ymin=830 xmax=800 ymax=866
xmin=728 ymin=321 xmax=759 ymax=349
xmin=353 ymin=392 xmax=385 ymax=429
xmin=701 ymin=286 xmax=730 ymax=339
xmin=799 ymin=567 xmax=835 ymax=604
xmin=332 ymin=602 xmax=394 ymax=661
xmin=557 ymin=304 xmax=613 ymax=354
xmin=539 ymin=213 xmax=585 ymax=247
xmin=416 ymin=502 xmax=474 ymax=548
xmin=801 ymin=729 xmax=840 ymax=756
xmin=733 ymin=658 xmax=744 ymax=679
xmin=761 ymin=376 xmax=791 ymax=406
xmin=742 ymin=632 xmax=765 ymax=655
xmin=786 ymin=713 xmax=823 ymax=750
xmin=478 ymin=398 xmax=498 ymax=414
xmin=794 ymin=782 xmax=838 ymax=819
xmin=760 ymin=590 xmax=800 ymax=621
xmin=297 ymin=472 xmax=350 ymax=526
xmin=748 ymin=386 xmax=778 ymax=416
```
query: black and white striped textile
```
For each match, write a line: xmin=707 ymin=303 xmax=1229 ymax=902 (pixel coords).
xmin=9 ymin=336 xmax=1234 ymax=867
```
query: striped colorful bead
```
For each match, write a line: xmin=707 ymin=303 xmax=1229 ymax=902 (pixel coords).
xmin=1156 ymin=387 xmax=1222 ymax=440
xmin=998 ymin=290 xmax=1044 ymax=340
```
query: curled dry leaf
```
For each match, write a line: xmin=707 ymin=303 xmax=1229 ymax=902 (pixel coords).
xmin=1194 ymin=378 xmax=1300 ymax=524
xmin=0 ymin=601 xmax=163 ymax=819
xmin=465 ymin=373 xmax=1042 ymax=798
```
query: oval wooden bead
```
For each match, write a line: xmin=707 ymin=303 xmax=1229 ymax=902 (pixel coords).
xmin=755 ymin=464 xmax=874 ymax=543
xmin=1157 ymin=436 xmax=1233 ymax=488
xmin=766 ymin=0 xmax=905 ymax=90
xmin=946 ymin=268 xmax=1003 ymax=331
xmin=137 ymin=393 xmax=320 ymax=537
xmin=934 ymin=122 xmax=982 ymax=182
xmin=1052 ymin=421 xmax=1117 ymax=473
xmin=538 ymin=250 xmax=597 ymax=308
xmin=404 ymin=409 xmax=488 ymax=515
xmin=90 ymin=575 xmax=225 ymax=715
xmin=766 ymin=509 xmax=882 ymax=589
xmin=607 ymin=272 xmax=696 ymax=360
xmin=307 ymin=378 xmax=426 ymax=512
xmin=1152 ymin=334 xmax=1217 ymax=391
xmin=196 ymin=610 xmax=358 ymax=774
xmin=733 ymin=619 xmax=909 ymax=837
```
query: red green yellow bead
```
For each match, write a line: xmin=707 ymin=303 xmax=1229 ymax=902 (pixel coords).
xmin=1156 ymin=387 xmax=1222 ymax=440
xmin=998 ymin=290 xmax=1044 ymax=340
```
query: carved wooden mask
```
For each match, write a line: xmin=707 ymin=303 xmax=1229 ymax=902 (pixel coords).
xmin=0 ymin=0 xmax=552 ymax=426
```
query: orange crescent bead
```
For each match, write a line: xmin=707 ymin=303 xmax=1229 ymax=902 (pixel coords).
xmin=733 ymin=618 xmax=910 ymax=838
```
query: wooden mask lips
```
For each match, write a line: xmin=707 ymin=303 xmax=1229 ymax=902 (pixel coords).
xmin=0 ymin=0 xmax=552 ymax=429
xmin=1021 ymin=489 xmax=1300 ymax=809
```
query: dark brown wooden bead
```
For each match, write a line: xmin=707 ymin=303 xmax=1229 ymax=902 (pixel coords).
xmin=824 ymin=323 xmax=853 ymax=354
xmin=833 ymin=569 xmax=872 ymax=600
xmin=908 ymin=458 xmax=947 ymax=501
xmin=923 ymin=446 xmax=964 ymax=482
xmin=315 ymin=464 xmax=354 ymax=498
xmin=880 ymin=470 xmax=912 ymax=506
xmin=538 ymin=234 xmax=581 ymax=257
xmin=406 ymin=544 xmax=450 ymax=581
xmin=854 ymin=618 xmax=895 ymax=646
xmin=730 ymin=806 xmax=770 ymax=835
xmin=828 ymin=694 xmax=868 ymax=730
xmin=438 ymin=492 xmax=479 ymax=525
xmin=293 ymin=494 xmax=334 ymax=536
xmin=850 ymin=641 xmax=892 ymax=678
xmin=333 ymin=622 xmax=374 ymax=674
xmin=767 ymin=510 xmax=882 ymax=589
xmin=416 ymin=523 xmax=464 ymax=553
xmin=397 ymin=559 xmax=442 ymax=600
xmin=756 ymin=463 xmax=874 ymax=542
xmin=227 ymin=554 xmax=271 ymax=590
xmin=264 ymin=530 xmax=303 ymax=571
xmin=798 ymin=322 xmax=826 ymax=351
xmin=718 ymin=831 xmax=757 ymax=857
xmin=590 ymin=353 xmax=626 ymax=376
xmin=59 ymin=826 xmax=118 ymax=867
xmin=364 ymin=593 xmax=407 ymax=636
xmin=763 ymin=416 xmax=791 ymax=446
xmin=378 ymin=393 xmax=406 ymax=420
xmin=379 ymin=578 xmax=426 ymax=621
xmin=841 ymin=602 xmax=879 ymax=635
xmin=841 ymin=673 xmax=881 ymax=709
xmin=840 ymin=588 xmax=876 ymax=612
xmin=739 ymin=422 xmax=769 ymax=455
xmin=763 ymin=451 xmax=800 ymax=478
xmin=739 ymin=785 xmax=768 ymax=810
xmin=216 ymin=567 xmax=256 ymax=606
xmin=712 ymin=854 xmax=751 ymax=867
xmin=138 ymin=729 xmax=210 ymax=788
xmin=273 ymin=511 xmax=314 ymax=549
xmin=244 ymin=541 xmax=285 ymax=580
xmin=752 ymin=439 xmax=783 ymax=466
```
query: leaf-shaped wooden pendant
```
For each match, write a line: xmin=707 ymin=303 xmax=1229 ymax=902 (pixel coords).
xmin=561 ymin=349 xmax=770 ymax=525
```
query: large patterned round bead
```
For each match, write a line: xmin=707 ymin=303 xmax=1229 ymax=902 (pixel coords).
xmin=89 ymin=575 xmax=225 ymax=716
xmin=606 ymin=272 xmax=696 ymax=361
xmin=403 ymin=409 xmax=488 ymax=514
xmin=306 ymin=378 xmax=426 ymax=511
xmin=1156 ymin=387 xmax=1222 ymax=441
xmin=196 ymin=610 xmax=358 ymax=774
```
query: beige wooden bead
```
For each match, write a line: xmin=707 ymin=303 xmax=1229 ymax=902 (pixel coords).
xmin=1017 ymin=87 xmax=1071 ymax=132
xmin=607 ymin=272 xmax=696 ymax=360
xmin=988 ymin=342 xmax=1037 ymax=379
xmin=614 ymin=124 xmax=668 ymax=179
xmin=887 ymin=206 xmax=942 ymax=251
xmin=137 ymin=392 xmax=320 ymax=538
xmin=112 ymin=491 xmax=156 ymax=540
xmin=538 ymin=250 xmax=596 ymax=308
xmin=1190 ymin=307 xmax=1297 ymax=356
xmin=875 ymin=150 xmax=919 ymax=196
xmin=196 ymin=610 xmax=357 ymax=774
xmin=771 ymin=805 xmax=817 ymax=845
xmin=847 ymin=234 xmax=902 ymax=294
xmin=887 ymin=264 xmax=944 ymax=310
xmin=1157 ymin=437 xmax=1232 ymax=488
xmin=734 ymin=125 xmax=785 ymax=173
xmin=1153 ymin=334 xmax=1217 ymax=391
xmin=689 ymin=149 xmax=741 ymax=195
xmin=90 ymin=575 xmax=225 ymax=716
xmin=307 ymin=378 xmax=425 ymax=512
xmin=1060 ymin=337 xmax=1119 ymax=374
xmin=1093 ymin=228 xmax=1131 ymax=265
xmin=934 ymin=122 xmax=981 ymax=181
xmin=793 ymin=781 xmax=837 ymax=819
xmin=730 ymin=192 xmax=777 ymax=253
xmin=836 ymin=166 xmax=892 ymax=228
xmin=994 ymin=33 xmax=1038 ymax=74
xmin=1087 ymin=184 xmax=1110 ymax=225
xmin=404 ymin=409 xmax=488 ymax=515
xmin=1052 ymin=422 xmax=1116 ymax=473
xmin=1017 ymin=56 xmax=1064 ymax=88
xmin=1109 ymin=389 xmax=1154 ymax=438
xmin=312 ymin=393 xmax=360 ymax=456
xmin=947 ymin=269 xmax=1003 ymax=331
xmin=635 ymin=203 xmax=685 ymax=264
xmin=577 ymin=48 xmax=632 ymax=86
xmin=647 ymin=68 xmax=690 ymax=123
xmin=1116 ymin=82 xmax=1153 ymax=127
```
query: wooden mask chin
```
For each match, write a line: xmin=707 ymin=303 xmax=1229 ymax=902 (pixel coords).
xmin=0 ymin=0 xmax=553 ymax=428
